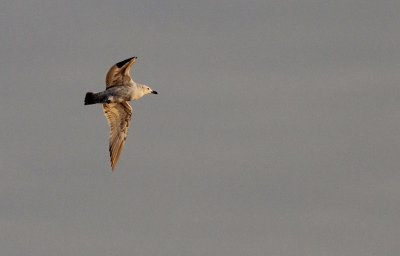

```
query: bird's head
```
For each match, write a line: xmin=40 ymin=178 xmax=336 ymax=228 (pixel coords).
xmin=142 ymin=85 xmax=158 ymax=95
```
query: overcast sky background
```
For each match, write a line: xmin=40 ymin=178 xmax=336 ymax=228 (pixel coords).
xmin=1 ymin=0 xmax=400 ymax=255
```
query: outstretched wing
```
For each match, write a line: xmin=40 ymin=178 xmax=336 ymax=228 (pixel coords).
xmin=102 ymin=101 xmax=133 ymax=170
xmin=105 ymin=57 xmax=137 ymax=88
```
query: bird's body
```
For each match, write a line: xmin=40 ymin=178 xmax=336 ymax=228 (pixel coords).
xmin=84 ymin=57 xmax=157 ymax=170
xmin=85 ymin=82 xmax=149 ymax=104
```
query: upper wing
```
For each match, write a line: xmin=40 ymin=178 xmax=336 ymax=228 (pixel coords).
xmin=102 ymin=101 xmax=133 ymax=170
xmin=105 ymin=57 xmax=137 ymax=88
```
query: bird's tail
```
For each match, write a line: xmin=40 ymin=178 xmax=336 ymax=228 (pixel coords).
xmin=84 ymin=92 xmax=99 ymax=105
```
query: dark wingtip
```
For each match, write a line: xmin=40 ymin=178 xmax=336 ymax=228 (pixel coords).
xmin=115 ymin=56 xmax=137 ymax=68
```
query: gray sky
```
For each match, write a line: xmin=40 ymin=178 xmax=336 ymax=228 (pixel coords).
xmin=1 ymin=0 xmax=400 ymax=255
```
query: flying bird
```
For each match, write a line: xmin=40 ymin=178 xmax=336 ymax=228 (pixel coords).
xmin=84 ymin=57 xmax=158 ymax=170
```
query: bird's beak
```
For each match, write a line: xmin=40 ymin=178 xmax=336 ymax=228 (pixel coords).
xmin=151 ymin=90 xmax=158 ymax=94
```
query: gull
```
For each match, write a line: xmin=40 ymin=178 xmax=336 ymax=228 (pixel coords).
xmin=84 ymin=57 xmax=158 ymax=171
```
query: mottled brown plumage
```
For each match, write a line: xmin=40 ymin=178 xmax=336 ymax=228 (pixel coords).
xmin=103 ymin=57 xmax=137 ymax=170
xmin=103 ymin=102 xmax=132 ymax=170
xmin=105 ymin=57 xmax=137 ymax=87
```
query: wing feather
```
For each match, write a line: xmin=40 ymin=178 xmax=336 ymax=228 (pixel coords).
xmin=102 ymin=101 xmax=133 ymax=170
xmin=105 ymin=57 xmax=137 ymax=88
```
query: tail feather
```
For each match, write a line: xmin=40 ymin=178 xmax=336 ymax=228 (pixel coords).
xmin=84 ymin=92 xmax=98 ymax=105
